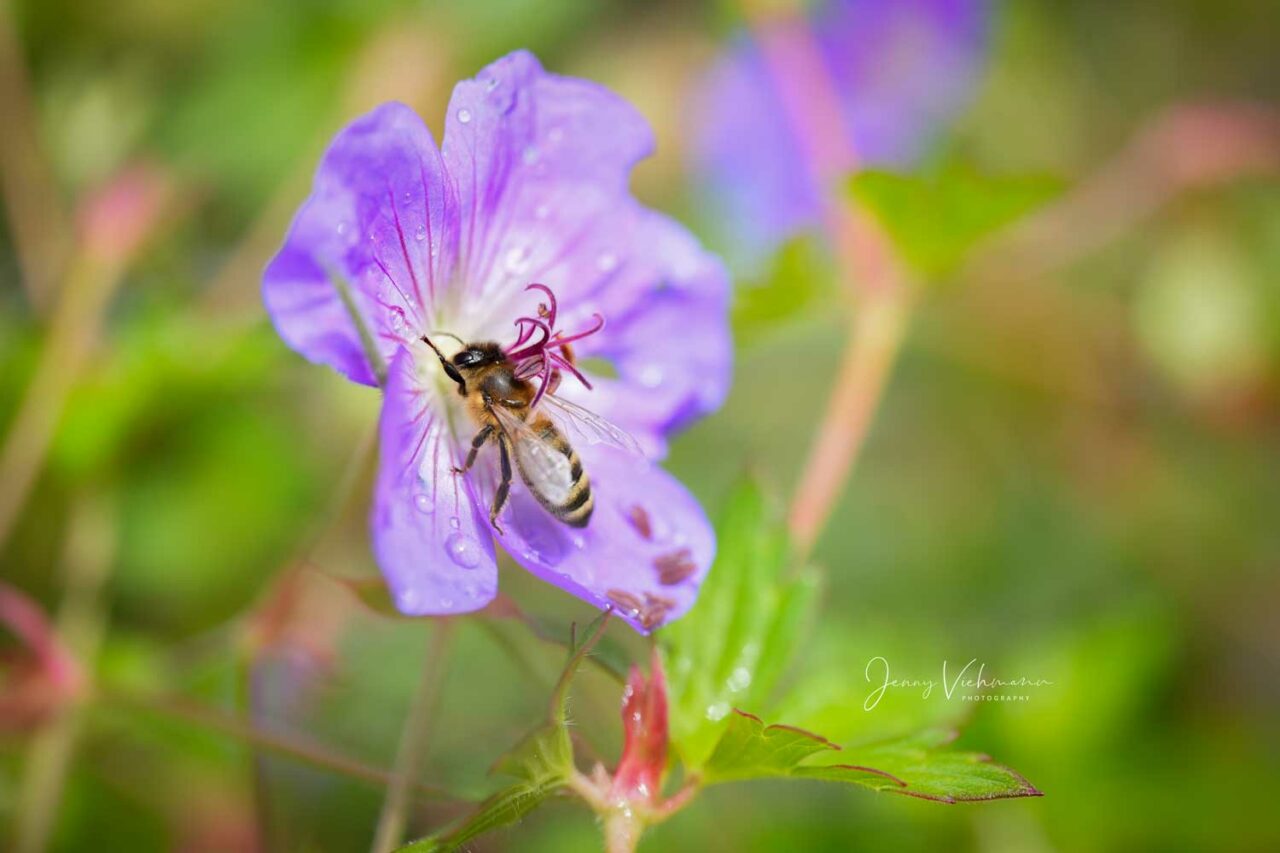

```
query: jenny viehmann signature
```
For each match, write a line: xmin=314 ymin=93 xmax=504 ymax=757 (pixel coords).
xmin=863 ymin=656 xmax=1054 ymax=711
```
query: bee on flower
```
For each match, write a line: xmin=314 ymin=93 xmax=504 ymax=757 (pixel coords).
xmin=263 ymin=51 xmax=730 ymax=632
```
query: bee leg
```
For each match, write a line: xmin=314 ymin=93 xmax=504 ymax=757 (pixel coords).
xmin=490 ymin=434 xmax=513 ymax=534
xmin=452 ymin=424 xmax=494 ymax=475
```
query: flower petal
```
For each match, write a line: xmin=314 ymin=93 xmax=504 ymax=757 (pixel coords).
xmin=264 ymin=102 xmax=459 ymax=385
xmin=818 ymin=0 xmax=988 ymax=164
xmin=372 ymin=347 xmax=497 ymax=615
xmin=440 ymin=50 xmax=655 ymax=328
xmin=554 ymin=211 xmax=732 ymax=458
xmin=689 ymin=0 xmax=989 ymax=267
xmin=480 ymin=443 xmax=714 ymax=634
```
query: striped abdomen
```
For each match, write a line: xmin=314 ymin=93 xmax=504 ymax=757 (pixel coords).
xmin=517 ymin=415 xmax=594 ymax=528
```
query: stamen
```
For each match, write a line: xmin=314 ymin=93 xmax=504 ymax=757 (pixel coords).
xmin=504 ymin=283 xmax=606 ymax=406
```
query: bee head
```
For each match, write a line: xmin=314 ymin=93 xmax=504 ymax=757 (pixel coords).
xmin=421 ymin=336 xmax=503 ymax=392
xmin=451 ymin=344 xmax=503 ymax=369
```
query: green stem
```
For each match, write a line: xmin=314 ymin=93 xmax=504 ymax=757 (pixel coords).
xmin=13 ymin=492 xmax=115 ymax=853
xmin=369 ymin=621 xmax=455 ymax=853
xmin=100 ymin=689 xmax=452 ymax=800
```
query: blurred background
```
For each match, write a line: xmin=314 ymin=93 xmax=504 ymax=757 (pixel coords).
xmin=2 ymin=0 xmax=1279 ymax=850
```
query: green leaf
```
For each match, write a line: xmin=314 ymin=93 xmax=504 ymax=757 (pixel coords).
xmin=848 ymin=164 xmax=1062 ymax=280
xmin=826 ymin=728 xmax=1044 ymax=803
xmin=398 ymin=613 xmax=613 ymax=851
xmin=733 ymin=236 xmax=835 ymax=340
xmin=661 ymin=479 xmax=819 ymax=769
xmin=698 ymin=714 xmax=1041 ymax=804
xmin=702 ymin=710 xmax=840 ymax=783
xmin=397 ymin=777 xmax=566 ymax=853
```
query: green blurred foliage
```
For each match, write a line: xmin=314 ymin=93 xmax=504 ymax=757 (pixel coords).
xmin=2 ymin=0 xmax=1280 ymax=851
xmin=849 ymin=164 xmax=1062 ymax=281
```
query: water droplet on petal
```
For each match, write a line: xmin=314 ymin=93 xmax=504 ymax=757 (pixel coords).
xmin=485 ymin=76 xmax=500 ymax=93
xmin=389 ymin=306 xmax=407 ymax=333
xmin=414 ymin=223 xmax=427 ymax=242
xmin=504 ymin=245 xmax=531 ymax=275
xmin=413 ymin=493 xmax=434 ymax=514
xmin=456 ymin=108 xmax=472 ymax=124
xmin=440 ymin=597 xmax=454 ymax=608
xmin=597 ymin=251 xmax=618 ymax=273
xmin=637 ymin=362 xmax=664 ymax=388
xmin=449 ymin=516 xmax=460 ymax=529
xmin=727 ymin=666 xmax=752 ymax=693
xmin=397 ymin=588 xmax=420 ymax=611
xmin=445 ymin=532 xmax=483 ymax=569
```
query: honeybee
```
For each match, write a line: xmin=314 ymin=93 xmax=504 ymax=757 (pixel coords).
xmin=422 ymin=335 xmax=638 ymax=532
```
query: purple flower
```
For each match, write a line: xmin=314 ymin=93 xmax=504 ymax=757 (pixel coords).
xmin=263 ymin=51 xmax=730 ymax=632
xmin=690 ymin=0 xmax=990 ymax=266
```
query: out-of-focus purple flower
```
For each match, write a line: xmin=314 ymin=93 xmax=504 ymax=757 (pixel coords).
xmin=690 ymin=0 xmax=989 ymax=266
xmin=263 ymin=52 xmax=730 ymax=632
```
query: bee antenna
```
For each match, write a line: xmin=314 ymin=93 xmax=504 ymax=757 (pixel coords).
xmin=422 ymin=334 xmax=467 ymax=391
xmin=421 ymin=334 xmax=449 ymax=363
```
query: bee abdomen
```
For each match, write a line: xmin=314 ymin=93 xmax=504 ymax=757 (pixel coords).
xmin=555 ymin=453 xmax=594 ymax=528
xmin=532 ymin=421 xmax=594 ymax=527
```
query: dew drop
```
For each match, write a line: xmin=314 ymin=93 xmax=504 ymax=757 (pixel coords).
xmin=504 ymin=245 xmax=531 ymax=274
xmin=389 ymin=306 xmax=407 ymax=333
xmin=397 ymin=588 xmax=420 ymax=611
xmin=596 ymin=251 xmax=619 ymax=273
xmin=727 ymin=666 xmax=752 ymax=693
xmin=413 ymin=493 xmax=434 ymax=514
xmin=440 ymin=597 xmax=454 ymax=608
xmin=706 ymin=702 xmax=731 ymax=721
xmin=485 ymin=76 xmax=500 ymax=93
xmin=336 ymin=221 xmax=349 ymax=236
xmin=637 ymin=362 xmax=664 ymax=388
xmin=448 ymin=516 xmax=461 ymax=529
xmin=456 ymin=108 xmax=473 ymax=124
xmin=444 ymin=532 xmax=483 ymax=569
xmin=414 ymin=223 xmax=427 ymax=242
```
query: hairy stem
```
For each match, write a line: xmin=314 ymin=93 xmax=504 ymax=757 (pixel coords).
xmin=370 ymin=621 xmax=455 ymax=853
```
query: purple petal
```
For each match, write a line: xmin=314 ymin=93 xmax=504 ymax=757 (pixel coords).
xmin=264 ymin=102 xmax=459 ymax=385
xmin=372 ymin=347 xmax=497 ymax=615
xmin=440 ymin=50 xmax=655 ymax=318
xmin=819 ymin=0 xmax=989 ymax=164
xmin=553 ymin=211 xmax=732 ymax=457
xmin=479 ymin=443 xmax=714 ymax=633
xmin=689 ymin=0 xmax=990 ymax=267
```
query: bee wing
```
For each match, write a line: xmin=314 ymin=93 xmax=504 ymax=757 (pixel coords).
xmin=490 ymin=406 xmax=576 ymax=506
xmin=537 ymin=393 xmax=642 ymax=456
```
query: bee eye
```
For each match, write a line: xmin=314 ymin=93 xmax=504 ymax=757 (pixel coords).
xmin=454 ymin=350 xmax=482 ymax=367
